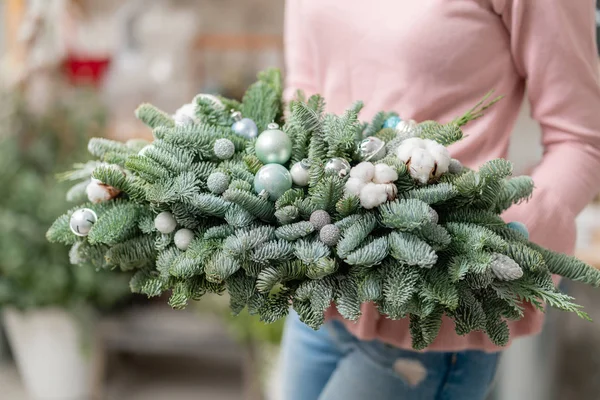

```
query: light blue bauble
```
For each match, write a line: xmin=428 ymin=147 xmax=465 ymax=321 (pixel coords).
xmin=254 ymin=163 xmax=292 ymax=201
xmin=232 ymin=118 xmax=259 ymax=139
xmin=507 ymin=221 xmax=529 ymax=240
xmin=255 ymin=123 xmax=292 ymax=164
xmin=383 ymin=116 xmax=402 ymax=129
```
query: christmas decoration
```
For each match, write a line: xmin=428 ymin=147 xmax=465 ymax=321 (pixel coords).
xmin=310 ymin=210 xmax=331 ymax=231
xmin=69 ymin=208 xmax=98 ymax=237
xmin=396 ymin=137 xmax=451 ymax=184
xmin=214 ymin=138 xmax=235 ymax=160
xmin=324 ymin=158 xmax=352 ymax=178
xmin=48 ymin=70 xmax=600 ymax=351
xmin=207 ymin=172 xmax=230 ymax=195
xmin=154 ymin=211 xmax=177 ymax=234
xmin=173 ymin=103 xmax=198 ymax=126
xmin=383 ymin=116 xmax=402 ymax=129
xmin=290 ymin=159 xmax=311 ymax=187
xmin=253 ymin=164 xmax=292 ymax=201
xmin=359 ymin=137 xmax=387 ymax=162
xmin=255 ymin=123 xmax=292 ymax=164
xmin=448 ymin=159 xmax=464 ymax=174
xmin=231 ymin=111 xmax=259 ymax=139
xmin=319 ymin=224 xmax=341 ymax=246
xmin=86 ymin=178 xmax=121 ymax=203
xmin=174 ymin=228 xmax=194 ymax=251
xmin=507 ymin=221 xmax=529 ymax=240
xmin=490 ymin=254 xmax=524 ymax=281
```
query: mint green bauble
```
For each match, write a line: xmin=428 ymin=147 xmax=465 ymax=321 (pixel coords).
xmin=255 ymin=123 xmax=292 ymax=164
xmin=254 ymin=164 xmax=292 ymax=201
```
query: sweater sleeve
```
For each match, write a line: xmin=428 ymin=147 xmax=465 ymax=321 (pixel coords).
xmin=283 ymin=0 xmax=318 ymax=101
xmin=496 ymin=0 xmax=600 ymax=254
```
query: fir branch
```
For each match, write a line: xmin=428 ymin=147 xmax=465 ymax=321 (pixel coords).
xmin=379 ymin=199 xmax=433 ymax=231
xmin=345 ymin=237 xmax=389 ymax=267
xmin=309 ymin=175 xmax=345 ymax=214
xmin=275 ymin=221 xmax=315 ymax=241
xmin=222 ymin=188 xmax=276 ymax=222
xmin=388 ymin=232 xmax=437 ymax=268
xmin=451 ymin=91 xmax=503 ymax=127
xmin=337 ymin=214 xmax=378 ymax=258
xmin=135 ymin=103 xmax=175 ymax=129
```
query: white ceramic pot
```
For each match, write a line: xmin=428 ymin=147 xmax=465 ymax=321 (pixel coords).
xmin=2 ymin=307 xmax=95 ymax=400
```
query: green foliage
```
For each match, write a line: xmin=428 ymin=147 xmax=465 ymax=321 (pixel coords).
xmin=48 ymin=70 xmax=600 ymax=351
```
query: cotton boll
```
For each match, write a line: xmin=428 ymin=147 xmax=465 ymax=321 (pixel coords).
xmin=86 ymin=180 xmax=118 ymax=203
xmin=396 ymin=137 xmax=425 ymax=162
xmin=359 ymin=183 xmax=388 ymax=209
xmin=373 ymin=163 xmax=398 ymax=184
xmin=173 ymin=103 xmax=198 ymax=126
xmin=408 ymin=148 xmax=435 ymax=184
xmin=349 ymin=162 xmax=375 ymax=182
xmin=425 ymin=140 xmax=451 ymax=177
xmin=345 ymin=177 xmax=366 ymax=196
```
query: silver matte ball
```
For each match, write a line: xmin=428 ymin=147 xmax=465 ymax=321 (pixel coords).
xmin=154 ymin=211 xmax=177 ymax=234
xmin=174 ymin=228 xmax=195 ymax=251
xmin=290 ymin=159 xmax=311 ymax=187
xmin=207 ymin=172 xmax=230 ymax=194
xmin=214 ymin=138 xmax=235 ymax=160
xmin=310 ymin=210 xmax=331 ymax=231
xmin=358 ymin=137 xmax=387 ymax=161
xmin=448 ymin=159 xmax=463 ymax=174
xmin=69 ymin=208 xmax=98 ymax=237
xmin=324 ymin=158 xmax=351 ymax=178
xmin=429 ymin=209 xmax=439 ymax=224
xmin=319 ymin=224 xmax=341 ymax=246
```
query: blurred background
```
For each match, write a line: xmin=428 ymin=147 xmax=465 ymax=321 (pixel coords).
xmin=0 ymin=1 xmax=600 ymax=399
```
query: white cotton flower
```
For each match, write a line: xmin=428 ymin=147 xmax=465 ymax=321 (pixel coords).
xmin=349 ymin=162 xmax=375 ymax=183
xmin=396 ymin=137 xmax=426 ymax=162
xmin=408 ymin=148 xmax=436 ymax=184
xmin=425 ymin=139 xmax=451 ymax=177
xmin=86 ymin=181 xmax=113 ymax=203
xmin=345 ymin=177 xmax=367 ymax=197
xmin=173 ymin=103 xmax=198 ymax=126
xmin=373 ymin=163 xmax=398 ymax=184
xmin=359 ymin=183 xmax=388 ymax=209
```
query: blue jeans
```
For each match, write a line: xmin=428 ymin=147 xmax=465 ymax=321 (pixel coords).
xmin=279 ymin=311 xmax=501 ymax=400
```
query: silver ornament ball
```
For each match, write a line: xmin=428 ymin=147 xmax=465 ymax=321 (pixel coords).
xmin=319 ymin=224 xmax=341 ymax=246
xmin=255 ymin=123 xmax=292 ymax=164
xmin=448 ymin=159 xmax=463 ymax=174
xmin=154 ymin=211 xmax=177 ymax=234
xmin=359 ymin=137 xmax=387 ymax=161
xmin=310 ymin=210 xmax=331 ymax=231
xmin=290 ymin=159 xmax=311 ymax=187
xmin=232 ymin=115 xmax=259 ymax=139
xmin=253 ymin=163 xmax=293 ymax=201
xmin=69 ymin=208 xmax=98 ymax=237
xmin=429 ymin=209 xmax=439 ymax=224
xmin=207 ymin=172 xmax=230 ymax=194
xmin=174 ymin=228 xmax=195 ymax=251
xmin=214 ymin=138 xmax=235 ymax=160
xmin=324 ymin=158 xmax=352 ymax=178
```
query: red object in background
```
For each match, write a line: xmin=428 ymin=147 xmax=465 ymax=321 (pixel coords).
xmin=63 ymin=55 xmax=112 ymax=87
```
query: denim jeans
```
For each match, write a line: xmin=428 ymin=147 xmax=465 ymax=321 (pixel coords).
xmin=279 ymin=311 xmax=501 ymax=400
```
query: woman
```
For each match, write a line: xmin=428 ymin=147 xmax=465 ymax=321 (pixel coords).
xmin=279 ymin=1 xmax=600 ymax=399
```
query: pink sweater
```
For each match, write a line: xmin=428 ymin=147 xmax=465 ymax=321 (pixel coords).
xmin=284 ymin=0 xmax=600 ymax=352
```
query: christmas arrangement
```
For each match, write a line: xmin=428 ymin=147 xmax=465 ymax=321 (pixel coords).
xmin=47 ymin=69 xmax=600 ymax=349
xmin=0 ymin=90 xmax=131 ymax=312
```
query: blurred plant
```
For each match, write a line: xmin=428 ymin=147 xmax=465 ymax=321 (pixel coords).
xmin=0 ymin=89 xmax=131 ymax=313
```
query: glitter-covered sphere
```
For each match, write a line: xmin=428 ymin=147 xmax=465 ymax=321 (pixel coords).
xmin=255 ymin=123 xmax=292 ymax=164
xmin=214 ymin=138 xmax=235 ymax=160
xmin=253 ymin=164 xmax=293 ymax=201
xmin=69 ymin=208 xmax=98 ymax=237
xmin=154 ymin=211 xmax=177 ymax=234
xmin=207 ymin=172 xmax=230 ymax=195
xmin=310 ymin=210 xmax=331 ymax=231
xmin=319 ymin=224 xmax=341 ymax=246
xmin=290 ymin=159 xmax=311 ymax=187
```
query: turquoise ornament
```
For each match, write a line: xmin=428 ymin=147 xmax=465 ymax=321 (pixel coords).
xmin=507 ymin=221 xmax=529 ymax=240
xmin=253 ymin=163 xmax=293 ymax=201
xmin=231 ymin=111 xmax=259 ymax=139
xmin=383 ymin=116 xmax=402 ymax=129
xmin=255 ymin=123 xmax=292 ymax=164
